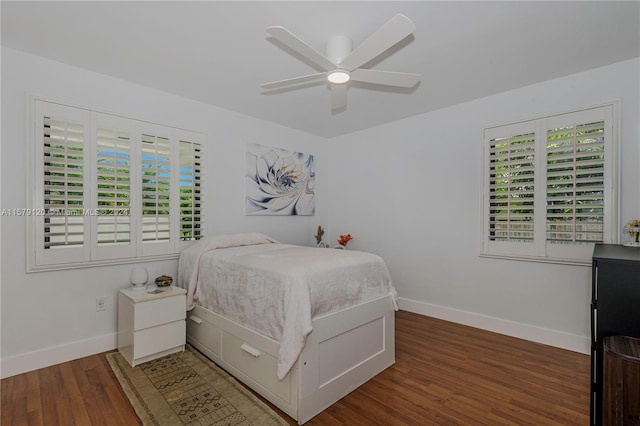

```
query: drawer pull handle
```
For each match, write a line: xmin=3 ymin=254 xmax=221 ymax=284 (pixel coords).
xmin=241 ymin=343 xmax=261 ymax=358
xmin=189 ymin=315 xmax=203 ymax=324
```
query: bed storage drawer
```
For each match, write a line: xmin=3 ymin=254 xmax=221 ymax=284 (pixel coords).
xmin=187 ymin=311 xmax=221 ymax=357
xmin=221 ymin=330 xmax=291 ymax=401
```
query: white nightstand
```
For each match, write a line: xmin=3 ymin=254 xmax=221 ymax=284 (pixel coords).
xmin=117 ymin=285 xmax=187 ymax=367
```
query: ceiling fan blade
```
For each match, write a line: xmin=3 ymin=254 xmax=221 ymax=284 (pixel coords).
xmin=266 ymin=26 xmax=336 ymax=71
xmin=339 ymin=14 xmax=415 ymax=71
xmin=351 ymin=69 xmax=420 ymax=88
xmin=330 ymin=84 xmax=347 ymax=110
xmin=260 ymin=73 xmax=326 ymax=89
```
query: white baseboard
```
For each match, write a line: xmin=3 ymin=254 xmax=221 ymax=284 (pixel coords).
xmin=398 ymin=297 xmax=590 ymax=355
xmin=1 ymin=332 xmax=117 ymax=379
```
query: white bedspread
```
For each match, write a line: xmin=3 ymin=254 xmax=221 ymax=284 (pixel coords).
xmin=177 ymin=233 xmax=397 ymax=379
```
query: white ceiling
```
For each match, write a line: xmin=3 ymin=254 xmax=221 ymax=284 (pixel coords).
xmin=2 ymin=1 xmax=639 ymax=138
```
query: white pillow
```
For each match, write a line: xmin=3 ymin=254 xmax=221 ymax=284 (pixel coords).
xmin=205 ymin=232 xmax=278 ymax=248
xmin=183 ymin=232 xmax=278 ymax=255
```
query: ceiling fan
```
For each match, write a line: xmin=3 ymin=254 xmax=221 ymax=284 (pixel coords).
xmin=260 ymin=14 xmax=420 ymax=110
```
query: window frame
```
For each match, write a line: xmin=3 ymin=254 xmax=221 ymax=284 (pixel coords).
xmin=27 ymin=96 xmax=208 ymax=272
xmin=480 ymin=102 xmax=619 ymax=265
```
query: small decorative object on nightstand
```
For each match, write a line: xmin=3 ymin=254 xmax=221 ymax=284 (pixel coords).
xmin=118 ymin=285 xmax=186 ymax=367
xmin=154 ymin=274 xmax=173 ymax=287
xmin=623 ymin=219 xmax=640 ymax=247
xmin=129 ymin=266 xmax=149 ymax=288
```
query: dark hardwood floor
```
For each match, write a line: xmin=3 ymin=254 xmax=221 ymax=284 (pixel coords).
xmin=1 ymin=311 xmax=591 ymax=425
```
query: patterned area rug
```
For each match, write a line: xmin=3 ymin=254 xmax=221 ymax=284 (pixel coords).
xmin=107 ymin=346 xmax=288 ymax=426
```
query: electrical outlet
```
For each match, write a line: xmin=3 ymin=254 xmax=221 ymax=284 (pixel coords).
xmin=96 ymin=296 xmax=106 ymax=311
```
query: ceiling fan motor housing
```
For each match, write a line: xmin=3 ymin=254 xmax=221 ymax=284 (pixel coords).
xmin=326 ymin=35 xmax=352 ymax=66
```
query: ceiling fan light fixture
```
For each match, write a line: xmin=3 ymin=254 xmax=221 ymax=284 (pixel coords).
xmin=327 ymin=70 xmax=350 ymax=84
xmin=262 ymin=14 xmax=419 ymax=110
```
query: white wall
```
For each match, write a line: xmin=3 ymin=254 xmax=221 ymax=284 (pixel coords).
xmin=328 ymin=59 xmax=640 ymax=352
xmin=0 ymin=47 xmax=327 ymax=377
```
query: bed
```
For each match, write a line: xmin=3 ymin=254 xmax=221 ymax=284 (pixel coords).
xmin=176 ymin=233 xmax=397 ymax=424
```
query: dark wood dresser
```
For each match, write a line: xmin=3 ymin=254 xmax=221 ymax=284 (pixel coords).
xmin=591 ymin=244 xmax=640 ymax=425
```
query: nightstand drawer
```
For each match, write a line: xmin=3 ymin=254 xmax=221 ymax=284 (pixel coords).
xmin=134 ymin=320 xmax=186 ymax=359
xmin=134 ymin=294 xmax=186 ymax=330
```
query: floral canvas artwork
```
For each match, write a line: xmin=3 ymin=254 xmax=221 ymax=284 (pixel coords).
xmin=246 ymin=143 xmax=315 ymax=215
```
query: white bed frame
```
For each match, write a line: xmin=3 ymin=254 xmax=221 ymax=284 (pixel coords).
xmin=186 ymin=294 xmax=395 ymax=424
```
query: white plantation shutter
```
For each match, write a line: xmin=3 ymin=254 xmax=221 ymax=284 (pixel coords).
xmin=546 ymin=121 xmax=605 ymax=243
xmin=30 ymin=99 xmax=208 ymax=271
xmin=488 ymin=132 xmax=536 ymax=243
xmin=96 ymin=127 xmax=132 ymax=244
xmin=482 ymin=104 xmax=616 ymax=264
xmin=91 ymin=114 xmax=137 ymax=260
xmin=544 ymin=106 xmax=614 ymax=261
xmin=141 ymin=132 xmax=172 ymax=248
xmin=179 ymin=139 xmax=203 ymax=242
xmin=43 ymin=117 xmax=86 ymax=248
xmin=35 ymin=101 xmax=91 ymax=266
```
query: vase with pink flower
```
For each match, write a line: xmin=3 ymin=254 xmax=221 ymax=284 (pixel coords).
xmin=335 ymin=234 xmax=353 ymax=249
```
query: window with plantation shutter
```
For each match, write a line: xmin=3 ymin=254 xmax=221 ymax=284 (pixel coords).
xmin=96 ymin=127 xmax=132 ymax=244
xmin=29 ymin=99 xmax=207 ymax=271
xmin=43 ymin=116 xmax=86 ymax=249
xmin=141 ymin=133 xmax=171 ymax=246
xmin=179 ymin=139 xmax=203 ymax=242
xmin=546 ymin=121 xmax=605 ymax=244
xmin=482 ymin=104 xmax=617 ymax=264
xmin=33 ymin=102 xmax=91 ymax=267
xmin=92 ymin=114 xmax=136 ymax=260
xmin=488 ymin=131 xmax=536 ymax=243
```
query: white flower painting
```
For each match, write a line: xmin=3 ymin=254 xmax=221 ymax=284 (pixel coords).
xmin=246 ymin=143 xmax=315 ymax=215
